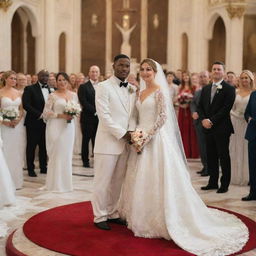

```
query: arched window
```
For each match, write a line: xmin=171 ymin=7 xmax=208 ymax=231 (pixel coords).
xmin=208 ymin=17 xmax=226 ymax=69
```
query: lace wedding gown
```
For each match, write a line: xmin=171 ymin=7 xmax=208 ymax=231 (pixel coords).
xmin=230 ymin=94 xmax=250 ymax=185
xmin=43 ymin=93 xmax=77 ymax=192
xmin=119 ymin=90 xmax=248 ymax=256
xmin=0 ymin=97 xmax=25 ymax=189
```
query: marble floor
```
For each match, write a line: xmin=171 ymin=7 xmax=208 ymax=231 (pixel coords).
xmin=1 ymin=155 xmax=256 ymax=256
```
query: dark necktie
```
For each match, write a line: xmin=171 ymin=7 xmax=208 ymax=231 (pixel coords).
xmin=41 ymin=84 xmax=48 ymax=89
xmin=210 ymin=83 xmax=217 ymax=103
xmin=119 ymin=82 xmax=128 ymax=88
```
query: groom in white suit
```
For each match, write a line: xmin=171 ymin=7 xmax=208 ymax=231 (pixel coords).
xmin=92 ymin=54 xmax=136 ymax=230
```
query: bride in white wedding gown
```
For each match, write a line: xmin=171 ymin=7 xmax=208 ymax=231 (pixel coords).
xmin=119 ymin=59 xmax=248 ymax=256
xmin=43 ymin=72 xmax=78 ymax=192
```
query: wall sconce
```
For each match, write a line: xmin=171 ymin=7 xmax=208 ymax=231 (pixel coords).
xmin=0 ymin=0 xmax=12 ymax=12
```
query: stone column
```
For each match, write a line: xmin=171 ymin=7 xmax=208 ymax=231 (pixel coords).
xmin=225 ymin=15 xmax=244 ymax=73
xmin=105 ymin=0 xmax=112 ymax=75
xmin=44 ymin=0 xmax=58 ymax=71
xmin=0 ymin=10 xmax=12 ymax=70
xmin=140 ymin=0 xmax=147 ymax=60
xmin=66 ymin=0 xmax=81 ymax=73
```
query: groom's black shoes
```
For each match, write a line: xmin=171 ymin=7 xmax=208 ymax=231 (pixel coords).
xmin=216 ymin=187 xmax=228 ymax=193
xmin=201 ymin=185 xmax=218 ymax=190
xmin=28 ymin=171 xmax=37 ymax=177
xmin=94 ymin=221 xmax=111 ymax=230
xmin=241 ymin=194 xmax=256 ymax=201
xmin=108 ymin=218 xmax=127 ymax=225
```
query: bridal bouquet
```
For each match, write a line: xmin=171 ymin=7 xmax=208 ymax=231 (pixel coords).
xmin=1 ymin=108 xmax=20 ymax=121
xmin=63 ymin=101 xmax=81 ymax=123
xmin=130 ymin=129 xmax=148 ymax=154
xmin=177 ymin=92 xmax=193 ymax=105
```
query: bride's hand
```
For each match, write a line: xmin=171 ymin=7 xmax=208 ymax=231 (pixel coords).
xmin=2 ymin=120 xmax=13 ymax=127
xmin=58 ymin=113 xmax=73 ymax=121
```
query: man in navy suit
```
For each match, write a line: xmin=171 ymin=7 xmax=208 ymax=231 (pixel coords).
xmin=198 ymin=61 xmax=235 ymax=193
xmin=242 ymin=90 xmax=256 ymax=201
xmin=22 ymin=70 xmax=50 ymax=177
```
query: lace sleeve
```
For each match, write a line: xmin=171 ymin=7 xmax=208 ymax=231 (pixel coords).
xmin=42 ymin=94 xmax=57 ymax=121
xmin=143 ymin=90 xmax=167 ymax=146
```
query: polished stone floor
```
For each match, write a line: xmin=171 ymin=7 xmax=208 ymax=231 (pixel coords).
xmin=1 ymin=155 xmax=255 ymax=256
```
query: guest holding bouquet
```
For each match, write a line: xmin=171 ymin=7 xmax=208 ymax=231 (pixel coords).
xmin=0 ymin=71 xmax=25 ymax=189
xmin=177 ymin=71 xmax=199 ymax=158
xmin=42 ymin=72 xmax=80 ymax=192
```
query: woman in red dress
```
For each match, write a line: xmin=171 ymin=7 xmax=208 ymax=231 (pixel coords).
xmin=177 ymin=71 xmax=199 ymax=158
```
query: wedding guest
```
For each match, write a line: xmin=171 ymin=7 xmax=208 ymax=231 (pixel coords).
xmin=78 ymin=65 xmax=100 ymax=168
xmin=127 ymin=73 xmax=139 ymax=89
xmin=16 ymin=73 xmax=28 ymax=92
xmin=191 ymin=72 xmax=200 ymax=90
xmin=26 ymin=74 xmax=32 ymax=85
xmin=48 ymin=72 xmax=57 ymax=89
xmin=230 ymin=70 xmax=254 ymax=186
xmin=198 ymin=61 xmax=235 ymax=193
xmin=69 ymin=73 xmax=77 ymax=92
xmin=31 ymin=74 xmax=38 ymax=84
xmin=191 ymin=71 xmax=210 ymax=176
xmin=166 ymin=71 xmax=179 ymax=104
xmin=0 ymin=131 xmax=16 ymax=208
xmin=0 ymin=71 xmax=25 ymax=189
xmin=177 ymin=71 xmax=199 ymax=158
xmin=76 ymin=72 xmax=86 ymax=89
xmin=42 ymin=72 xmax=78 ymax=192
xmin=22 ymin=70 xmax=51 ymax=177
xmin=174 ymin=69 xmax=182 ymax=85
xmin=226 ymin=71 xmax=237 ymax=87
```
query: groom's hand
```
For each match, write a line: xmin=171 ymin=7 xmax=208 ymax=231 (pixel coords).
xmin=122 ymin=131 xmax=132 ymax=143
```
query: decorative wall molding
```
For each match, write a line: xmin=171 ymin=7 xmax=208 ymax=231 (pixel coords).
xmin=0 ymin=0 xmax=12 ymax=12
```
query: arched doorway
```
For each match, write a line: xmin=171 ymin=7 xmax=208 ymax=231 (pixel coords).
xmin=181 ymin=33 xmax=188 ymax=71
xmin=59 ymin=32 xmax=66 ymax=72
xmin=11 ymin=7 xmax=36 ymax=74
xmin=208 ymin=17 xmax=226 ymax=69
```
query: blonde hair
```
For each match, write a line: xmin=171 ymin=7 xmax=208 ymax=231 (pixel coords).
xmin=1 ymin=70 xmax=16 ymax=86
xmin=140 ymin=58 xmax=157 ymax=73
xmin=240 ymin=70 xmax=254 ymax=89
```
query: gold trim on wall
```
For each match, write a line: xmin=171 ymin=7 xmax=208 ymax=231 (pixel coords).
xmin=0 ymin=0 xmax=12 ymax=12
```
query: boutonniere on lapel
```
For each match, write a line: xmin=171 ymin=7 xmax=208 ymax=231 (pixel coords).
xmin=128 ymin=85 xmax=135 ymax=94
xmin=216 ymin=84 xmax=222 ymax=93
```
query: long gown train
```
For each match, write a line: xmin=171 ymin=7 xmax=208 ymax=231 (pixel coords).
xmin=119 ymin=90 xmax=248 ymax=256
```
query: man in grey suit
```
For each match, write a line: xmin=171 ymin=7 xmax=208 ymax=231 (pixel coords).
xmin=190 ymin=71 xmax=210 ymax=176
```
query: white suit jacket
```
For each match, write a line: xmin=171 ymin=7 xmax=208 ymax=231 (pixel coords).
xmin=94 ymin=76 xmax=137 ymax=155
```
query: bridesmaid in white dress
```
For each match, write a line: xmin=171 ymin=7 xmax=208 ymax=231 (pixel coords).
xmin=43 ymin=72 xmax=78 ymax=192
xmin=0 ymin=71 xmax=25 ymax=189
xmin=0 ymin=129 xmax=15 ymax=209
xmin=119 ymin=59 xmax=248 ymax=256
xmin=230 ymin=70 xmax=254 ymax=185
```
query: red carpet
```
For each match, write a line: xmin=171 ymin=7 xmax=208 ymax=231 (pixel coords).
xmin=23 ymin=201 xmax=256 ymax=256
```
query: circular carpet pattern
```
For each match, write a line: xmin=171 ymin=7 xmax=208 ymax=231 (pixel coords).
xmin=23 ymin=201 xmax=256 ymax=256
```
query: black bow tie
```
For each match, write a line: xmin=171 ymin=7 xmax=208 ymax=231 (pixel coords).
xmin=41 ymin=84 xmax=48 ymax=89
xmin=119 ymin=82 xmax=128 ymax=88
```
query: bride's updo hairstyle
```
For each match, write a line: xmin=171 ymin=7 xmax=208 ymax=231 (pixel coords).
xmin=140 ymin=58 xmax=157 ymax=73
xmin=1 ymin=70 xmax=16 ymax=86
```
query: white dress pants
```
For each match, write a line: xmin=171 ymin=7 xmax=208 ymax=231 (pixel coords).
xmin=92 ymin=147 xmax=129 ymax=223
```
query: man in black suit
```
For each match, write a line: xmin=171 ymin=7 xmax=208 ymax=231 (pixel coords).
xmin=22 ymin=70 xmax=50 ymax=177
xmin=198 ymin=62 xmax=235 ymax=193
xmin=78 ymin=65 xmax=100 ymax=168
